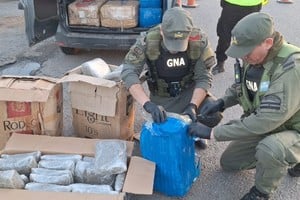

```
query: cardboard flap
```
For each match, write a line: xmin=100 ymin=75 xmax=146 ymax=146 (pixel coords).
xmin=0 ymin=189 xmax=125 ymax=200
xmin=122 ymin=156 xmax=155 ymax=195
xmin=59 ymin=74 xmax=117 ymax=88
xmin=69 ymin=81 xmax=119 ymax=116
xmin=3 ymin=133 xmax=134 ymax=157
xmin=0 ymin=76 xmax=58 ymax=102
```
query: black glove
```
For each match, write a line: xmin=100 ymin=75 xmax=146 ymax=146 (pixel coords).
xmin=188 ymin=122 xmax=212 ymax=139
xmin=143 ymin=101 xmax=167 ymax=123
xmin=201 ymin=99 xmax=225 ymax=116
xmin=197 ymin=112 xmax=223 ymax=128
xmin=182 ymin=103 xmax=198 ymax=122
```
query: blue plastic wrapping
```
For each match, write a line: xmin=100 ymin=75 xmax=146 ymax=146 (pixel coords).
xmin=139 ymin=8 xmax=162 ymax=28
xmin=139 ymin=0 xmax=161 ymax=8
xmin=140 ymin=117 xmax=200 ymax=197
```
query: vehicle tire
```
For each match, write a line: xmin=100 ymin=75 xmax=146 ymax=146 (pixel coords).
xmin=59 ymin=47 xmax=79 ymax=55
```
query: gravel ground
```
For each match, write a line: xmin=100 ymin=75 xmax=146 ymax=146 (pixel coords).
xmin=0 ymin=0 xmax=299 ymax=199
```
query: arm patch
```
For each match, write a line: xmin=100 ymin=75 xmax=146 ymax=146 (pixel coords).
xmin=282 ymin=52 xmax=300 ymax=70
xmin=260 ymin=94 xmax=281 ymax=110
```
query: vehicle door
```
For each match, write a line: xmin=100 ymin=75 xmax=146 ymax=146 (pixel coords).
xmin=18 ymin=0 xmax=58 ymax=46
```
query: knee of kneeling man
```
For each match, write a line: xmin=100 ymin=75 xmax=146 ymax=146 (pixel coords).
xmin=256 ymin=140 xmax=286 ymax=165
xmin=220 ymin=154 xmax=240 ymax=171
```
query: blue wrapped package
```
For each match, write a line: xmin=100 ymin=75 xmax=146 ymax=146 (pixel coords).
xmin=139 ymin=0 xmax=161 ymax=8
xmin=139 ymin=8 xmax=162 ymax=28
xmin=140 ymin=117 xmax=200 ymax=197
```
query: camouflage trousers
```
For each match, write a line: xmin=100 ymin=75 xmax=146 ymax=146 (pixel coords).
xmin=220 ymin=130 xmax=300 ymax=194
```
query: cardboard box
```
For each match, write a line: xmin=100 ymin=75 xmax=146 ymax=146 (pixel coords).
xmin=0 ymin=133 xmax=155 ymax=200
xmin=68 ymin=0 xmax=107 ymax=26
xmin=100 ymin=1 xmax=139 ymax=28
xmin=60 ymin=65 xmax=135 ymax=140
xmin=0 ymin=76 xmax=63 ymax=150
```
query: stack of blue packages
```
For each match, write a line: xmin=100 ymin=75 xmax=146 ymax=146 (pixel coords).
xmin=139 ymin=0 xmax=162 ymax=28
xmin=140 ymin=117 xmax=200 ymax=197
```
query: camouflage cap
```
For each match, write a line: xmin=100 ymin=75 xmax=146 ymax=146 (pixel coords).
xmin=161 ymin=7 xmax=193 ymax=52
xmin=226 ymin=12 xmax=275 ymax=58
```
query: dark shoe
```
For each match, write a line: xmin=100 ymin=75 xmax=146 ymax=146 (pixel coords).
xmin=241 ymin=186 xmax=269 ymax=200
xmin=194 ymin=138 xmax=208 ymax=150
xmin=211 ymin=62 xmax=225 ymax=75
xmin=288 ymin=163 xmax=300 ymax=177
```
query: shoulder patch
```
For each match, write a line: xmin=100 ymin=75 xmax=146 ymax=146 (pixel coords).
xmin=282 ymin=52 xmax=300 ymax=70
xmin=189 ymin=29 xmax=201 ymax=41
xmin=189 ymin=34 xmax=201 ymax=41
xmin=133 ymin=46 xmax=143 ymax=56
xmin=260 ymin=94 xmax=281 ymax=110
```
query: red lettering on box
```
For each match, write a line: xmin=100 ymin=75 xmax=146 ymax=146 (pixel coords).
xmin=7 ymin=101 xmax=31 ymax=118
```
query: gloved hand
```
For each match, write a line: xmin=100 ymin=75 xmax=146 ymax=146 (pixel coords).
xmin=201 ymin=99 xmax=225 ymax=115
xmin=143 ymin=101 xmax=167 ymax=123
xmin=182 ymin=103 xmax=198 ymax=122
xmin=188 ymin=122 xmax=212 ymax=139
xmin=197 ymin=112 xmax=223 ymax=128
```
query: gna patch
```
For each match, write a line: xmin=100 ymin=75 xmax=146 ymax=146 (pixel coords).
xmin=133 ymin=46 xmax=143 ymax=56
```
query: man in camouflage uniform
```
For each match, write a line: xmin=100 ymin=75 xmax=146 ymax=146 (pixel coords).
xmin=121 ymin=7 xmax=221 ymax=149
xmin=189 ymin=12 xmax=300 ymax=199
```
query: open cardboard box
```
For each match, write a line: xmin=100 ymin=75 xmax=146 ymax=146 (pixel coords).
xmin=59 ymin=65 xmax=135 ymax=140
xmin=0 ymin=133 xmax=155 ymax=200
xmin=0 ymin=75 xmax=63 ymax=150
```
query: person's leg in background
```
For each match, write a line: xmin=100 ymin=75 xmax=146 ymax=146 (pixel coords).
xmin=212 ymin=1 xmax=262 ymax=75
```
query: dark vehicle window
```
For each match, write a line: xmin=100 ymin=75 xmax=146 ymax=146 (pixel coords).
xmin=34 ymin=0 xmax=57 ymax=20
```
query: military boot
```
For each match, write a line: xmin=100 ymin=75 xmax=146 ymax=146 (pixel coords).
xmin=241 ymin=187 xmax=269 ymax=200
xmin=288 ymin=163 xmax=300 ymax=177
xmin=194 ymin=138 xmax=208 ymax=150
xmin=211 ymin=61 xmax=225 ymax=75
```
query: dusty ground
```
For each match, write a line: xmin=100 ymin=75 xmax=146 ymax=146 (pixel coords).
xmin=0 ymin=1 xmax=300 ymax=200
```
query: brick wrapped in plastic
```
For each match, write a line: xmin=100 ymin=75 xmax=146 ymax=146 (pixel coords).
xmin=95 ymin=140 xmax=127 ymax=174
xmin=0 ymin=156 xmax=38 ymax=175
xmin=74 ymin=160 xmax=115 ymax=185
xmin=70 ymin=183 xmax=117 ymax=194
xmin=25 ymin=182 xmax=72 ymax=192
xmin=1 ymin=151 xmax=41 ymax=162
xmin=38 ymin=159 xmax=76 ymax=175
xmin=0 ymin=170 xmax=25 ymax=189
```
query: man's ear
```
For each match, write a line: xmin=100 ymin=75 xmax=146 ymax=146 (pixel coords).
xmin=264 ymin=37 xmax=274 ymax=50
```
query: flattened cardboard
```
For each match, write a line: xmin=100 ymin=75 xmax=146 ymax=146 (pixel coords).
xmin=3 ymin=133 xmax=134 ymax=157
xmin=0 ymin=189 xmax=125 ymax=200
xmin=0 ymin=76 xmax=63 ymax=150
xmin=59 ymin=73 xmax=118 ymax=116
xmin=0 ymin=133 xmax=155 ymax=199
xmin=123 ymin=156 xmax=155 ymax=195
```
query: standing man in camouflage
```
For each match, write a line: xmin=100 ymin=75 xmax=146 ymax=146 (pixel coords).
xmin=189 ymin=12 xmax=300 ymax=199
xmin=121 ymin=7 xmax=221 ymax=149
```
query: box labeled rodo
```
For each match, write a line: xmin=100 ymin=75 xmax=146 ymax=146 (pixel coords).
xmin=0 ymin=76 xmax=63 ymax=150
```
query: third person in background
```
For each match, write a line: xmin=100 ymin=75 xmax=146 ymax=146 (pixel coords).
xmin=212 ymin=0 xmax=262 ymax=75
